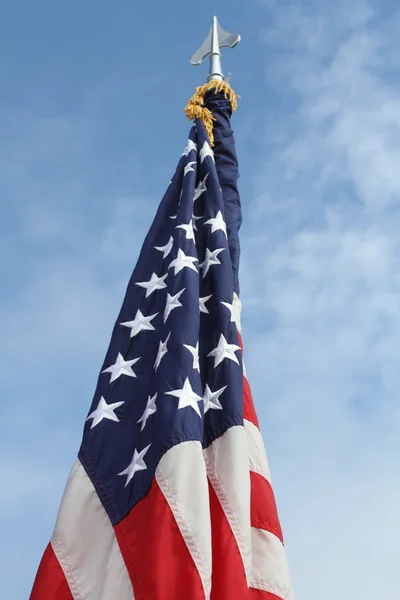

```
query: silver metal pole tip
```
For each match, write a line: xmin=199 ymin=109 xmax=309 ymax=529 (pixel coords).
xmin=190 ymin=17 xmax=240 ymax=81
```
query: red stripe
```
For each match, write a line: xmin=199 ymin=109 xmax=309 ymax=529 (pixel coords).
xmin=250 ymin=472 xmax=283 ymax=544
xmin=115 ymin=478 xmax=204 ymax=600
xmin=249 ymin=590 xmax=285 ymax=600
xmin=30 ymin=542 xmax=73 ymax=600
xmin=208 ymin=481 xmax=249 ymax=599
xmin=237 ymin=332 xmax=260 ymax=427
xmin=238 ymin=330 xmax=244 ymax=350
xmin=243 ymin=376 xmax=259 ymax=427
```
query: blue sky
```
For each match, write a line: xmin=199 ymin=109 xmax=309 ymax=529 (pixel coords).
xmin=1 ymin=0 xmax=400 ymax=598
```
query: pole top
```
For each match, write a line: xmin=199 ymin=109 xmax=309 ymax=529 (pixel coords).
xmin=190 ymin=16 xmax=241 ymax=82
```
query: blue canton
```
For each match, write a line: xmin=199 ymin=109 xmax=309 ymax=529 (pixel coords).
xmin=79 ymin=119 xmax=244 ymax=526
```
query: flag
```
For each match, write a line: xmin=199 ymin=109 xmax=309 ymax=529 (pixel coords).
xmin=30 ymin=84 xmax=293 ymax=600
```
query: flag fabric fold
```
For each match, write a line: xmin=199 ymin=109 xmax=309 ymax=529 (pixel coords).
xmin=203 ymin=89 xmax=242 ymax=295
xmin=31 ymin=87 xmax=293 ymax=600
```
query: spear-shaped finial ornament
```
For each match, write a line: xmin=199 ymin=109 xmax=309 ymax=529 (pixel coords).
xmin=191 ymin=16 xmax=241 ymax=82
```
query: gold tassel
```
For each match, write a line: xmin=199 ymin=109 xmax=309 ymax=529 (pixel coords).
xmin=184 ymin=80 xmax=239 ymax=147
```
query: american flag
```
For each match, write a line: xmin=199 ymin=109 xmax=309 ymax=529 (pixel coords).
xmin=30 ymin=90 xmax=293 ymax=600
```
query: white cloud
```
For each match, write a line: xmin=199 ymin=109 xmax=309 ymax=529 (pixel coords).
xmin=240 ymin=1 xmax=400 ymax=598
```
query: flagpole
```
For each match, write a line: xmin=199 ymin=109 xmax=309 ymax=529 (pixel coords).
xmin=190 ymin=16 xmax=241 ymax=82
xmin=208 ymin=16 xmax=224 ymax=82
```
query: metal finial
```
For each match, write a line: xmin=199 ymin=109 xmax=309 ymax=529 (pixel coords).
xmin=191 ymin=16 xmax=241 ymax=82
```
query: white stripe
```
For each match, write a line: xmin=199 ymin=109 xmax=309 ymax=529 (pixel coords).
xmin=156 ymin=441 xmax=211 ymax=600
xmin=204 ymin=425 xmax=251 ymax=582
xmin=244 ymin=418 xmax=272 ymax=484
xmin=242 ymin=361 xmax=248 ymax=379
xmin=51 ymin=460 xmax=134 ymax=600
xmin=232 ymin=292 xmax=242 ymax=332
xmin=249 ymin=528 xmax=293 ymax=600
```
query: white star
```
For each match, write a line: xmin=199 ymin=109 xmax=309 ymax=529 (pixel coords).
xmin=220 ymin=301 xmax=235 ymax=322
xmin=118 ymin=444 xmax=151 ymax=487
xmin=192 ymin=213 xmax=203 ymax=231
xmin=208 ymin=334 xmax=241 ymax=368
xmin=184 ymin=161 xmax=196 ymax=176
xmin=86 ymin=396 xmax=125 ymax=429
xmin=155 ymin=236 xmax=174 ymax=258
xmin=176 ymin=220 xmax=195 ymax=241
xmin=137 ymin=393 xmax=157 ymax=431
xmin=182 ymin=139 xmax=197 ymax=156
xmin=193 ymin=174 xmax=209 ymax=202
xmin=183 ymin=342 xmax=200 ymax=372
xmin=203 ymin=384 xmax=227 ymax=413
xmin=166 ymin=377 xmax=203 ymax=417
xmin=200 ymin=141 xmax=215 ymax=163
xmin=204 ymin=210 xmax=227 ymax=237
xmin=154 ymin=332 xmax=171 ymax=371
xmin=102 ymin=352 xmax=140 ymax=382
xmin=136 ymin=272 xmax=168 ymax=297
xmin=164 ymin=288 xmax=185 ymax=323
xmin=120 ymin=309 xmax=158 ymax=338
xmin=169 ymin=249 xmax=198 ymax=275
xmin=199 ymin=248 xmax=225 ymax=278
xmin=199 ymin=294 xmax=212 ymax=314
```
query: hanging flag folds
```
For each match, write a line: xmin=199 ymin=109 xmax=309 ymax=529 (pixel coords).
xmin=30 ymin=83 xmax=293 ymax=600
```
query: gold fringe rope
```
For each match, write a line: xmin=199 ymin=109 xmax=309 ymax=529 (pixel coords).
xmin=184 ymin=80 xmax=239 ymax=147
